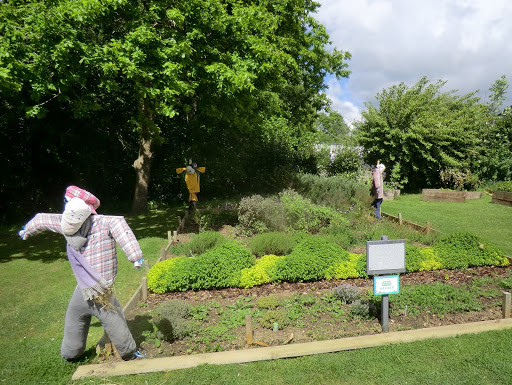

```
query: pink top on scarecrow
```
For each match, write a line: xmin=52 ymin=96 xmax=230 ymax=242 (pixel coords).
xmin=64 ymin=186 xmax=100 ymax=214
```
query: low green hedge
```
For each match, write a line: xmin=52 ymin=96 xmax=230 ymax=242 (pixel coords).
xmin=148 ymin=242 xmax=254 ymax=292
xmin=147 ymin=232 xmax=509 ymax=293
xmin=270 ymin=235 xmax=351 ymax=282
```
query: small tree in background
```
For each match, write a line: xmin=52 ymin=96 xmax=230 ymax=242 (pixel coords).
xmin=354 ymin=77 xmax=487 ymax=191
xmin=475 ymin=75 xmax=512 ymax=182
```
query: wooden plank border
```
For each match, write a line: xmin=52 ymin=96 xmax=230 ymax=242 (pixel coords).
xmin=74 ymin=318 xmax=512 ymax=379
xmin=382 ymin=212 xmax=441 ymax=235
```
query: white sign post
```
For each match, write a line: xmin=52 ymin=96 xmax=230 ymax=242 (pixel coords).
xmin=366 ymin=236 xmax=405 ymax=332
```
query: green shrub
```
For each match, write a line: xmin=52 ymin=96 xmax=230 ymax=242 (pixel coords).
xmin=500 ymin=273 xmax=512 ymax=291
xmin=419 ymin=247 xmax=443 ymax=271
xmin=159 ymin=257 xmax=198 ymax=292
xmin=271 ymin=235 xmax=350 ymax=282
xmin=238 ymin=190 xmax=347 ymax=236
xmin=405 ymin=245 xmax=422 ymax=273
xmin=249 ymin=232 xmax=295 ymax=257
xmin=320 ymin=220 xmax=357 ymax=249
xmin=256 ymin=295 xmax=281 ymax=310
xmin=292 ymin=173 xmax=372 ymax=209
xmin=155 ymin=300 xmax=191 ymax=341
xmin=439 ymin=168 xmax=480 ymax=191
xmin=238 ymin=194 xmax=286 ymax=235
xmin=332 ymin=284 xmax=362 ymax=304
xmin=326 ymin=253 xmax=363 ymax=280
xmin=327 ymin=148 xmax=363 ymax=177
xmin=489 ymin=181 xmax=512 ymax=193
xmin=194 ymin=205 xmax=238 ymax=231
xmin=354 ymin=253 xmax=369 ymax=278
xmin=190 ymin=242 xmax=255 ymax=290
xmin=168 ymin=231 xmax=227 ymax=257
xmin=147 ymin=257 xmax=192 ymax=293
xmin=279 ymin=189 xmax=339 ymax=233
xmin=259 ymin=310 xmax=290 ymax=329
xmin=434 ymin=232 xmax=509 ymax=269
xmin=350 ymin=300 xmax=373 ymax=319
xmin=239 ymin=254 xmax=284 ymax=288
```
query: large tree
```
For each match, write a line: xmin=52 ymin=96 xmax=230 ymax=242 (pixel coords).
xmin=0 ymin=0 xmax=350 ymax=214
xmin=354 ymin=77 xmax=487 ymax=191
xmin=476 ymin=75 xmax=512 ymax=181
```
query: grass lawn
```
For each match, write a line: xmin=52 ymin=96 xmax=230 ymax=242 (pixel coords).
xmin=1 ymin=198 xmax=512 ymax=384
xmin=383 ymin=193 xmax=512 ymax=256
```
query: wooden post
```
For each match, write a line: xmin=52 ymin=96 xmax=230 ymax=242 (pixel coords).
xmin=161 ymin=248 xmax=167 ymax=260
xmin=142 ymin=277 xmax=148 ymax=301
xmin=503 ymin=291 xmax=511 ymax=319
xmin=167 ymin=231 xmax=172 ymax=242
xmin=173 ymin=230 xmax=177 ymax=243
xmin=398 ymin=213 xmax=402 ymax=225
xmin=245 ymin=314 xmax=254 ymax=345
xmin=425 ymin=221 xmax=431 ymax=235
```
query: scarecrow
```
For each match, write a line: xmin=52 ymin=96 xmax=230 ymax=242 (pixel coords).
xmin=18 ymin=186 xmax=144 ymax=361
xmin=371 ymin=162 xmax=386 ymax=220
xmin=176 ymin=160 xmax=206 ymax=209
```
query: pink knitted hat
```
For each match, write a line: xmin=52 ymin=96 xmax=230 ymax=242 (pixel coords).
xmin=64 ymin=186 xmax=100 ymax=214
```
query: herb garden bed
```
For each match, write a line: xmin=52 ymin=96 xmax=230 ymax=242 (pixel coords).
xmin=119 ymin=265 xmax=512 ymax=362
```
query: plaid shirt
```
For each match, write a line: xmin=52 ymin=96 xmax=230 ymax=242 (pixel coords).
xmin=23 ymin=214 xmax=143 ymax=285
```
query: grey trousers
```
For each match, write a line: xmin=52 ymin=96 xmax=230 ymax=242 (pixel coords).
xmin=60 ymin=286 xmax=136 ymax=360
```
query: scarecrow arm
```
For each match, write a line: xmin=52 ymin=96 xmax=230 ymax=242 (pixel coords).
xmin=176 ymin=167 xmax=186 ymax=174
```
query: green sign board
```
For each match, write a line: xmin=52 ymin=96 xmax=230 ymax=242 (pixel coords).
xmin=374 ymin=275 xmax=400 ymax=295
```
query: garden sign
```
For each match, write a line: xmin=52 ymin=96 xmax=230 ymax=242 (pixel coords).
xmin=366 ymin=236 xmax=405 ymax=332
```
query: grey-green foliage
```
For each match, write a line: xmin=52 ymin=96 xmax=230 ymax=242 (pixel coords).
xmin=355 ymin=76 xmax=488 ymax=191
xmin=333 ymin=284 xmax=362 ymax=304
xmin=237 ymin=190 xmax=346 ymax=235
xmin=168 ymin=231 xmax=227 ymax=256
xmin=249 ymin=232 xmax=295 ymax=257
xmin=155 ymin=300 xmax=191 ymax=341
xmin=292 ymin=173 xmax=372 ymax=209
xmin=238 ymin=194 xmax=286 ymax=235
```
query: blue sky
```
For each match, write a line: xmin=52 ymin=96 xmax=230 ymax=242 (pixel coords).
xmin=315 ymin=0 xmax=512 ymax=125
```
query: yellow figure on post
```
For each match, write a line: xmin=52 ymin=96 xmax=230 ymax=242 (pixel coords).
xmin=176 ymin=161 xmax=206 ymax=206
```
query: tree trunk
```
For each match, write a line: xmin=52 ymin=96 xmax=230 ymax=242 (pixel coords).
xmin=131 ymin=100 xmax=154 ymax=214
xmin=131 ymin=135 xmax=153 ymax=214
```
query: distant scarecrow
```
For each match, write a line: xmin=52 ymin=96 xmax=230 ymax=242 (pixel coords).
xmin=176 ymin=160 xmax=206 ymax=206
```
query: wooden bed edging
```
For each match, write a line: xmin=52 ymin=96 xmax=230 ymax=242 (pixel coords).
xmin=492 ymin=191 xmax=512 ymax=207
xmin=73 ymin=318 xmax=512 ymax=379
xmin=381 ymin=212 xmax=441 ymax=235
xmin=422 ymin=189 xmax=482 ymax=203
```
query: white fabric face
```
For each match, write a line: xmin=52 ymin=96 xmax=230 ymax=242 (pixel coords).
xmin=61 ymin=197 xmax=92 ymax=235
xmin=186 ymin=165 xmax=195 ymax=174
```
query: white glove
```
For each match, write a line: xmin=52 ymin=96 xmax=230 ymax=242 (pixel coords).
xmin=18 ymin=229 xmax=26 ymax=240
xmin=134 ymin=258 xmax=144 ymax=269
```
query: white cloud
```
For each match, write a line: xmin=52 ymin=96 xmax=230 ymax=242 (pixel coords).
xmin=324 ymin=77 xmax=362 ymax=126
xmin=316 ymin=0 xmax=512 ymax=118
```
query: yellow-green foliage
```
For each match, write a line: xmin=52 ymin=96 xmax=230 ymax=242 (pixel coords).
xmin=419 ymin=247 xmax=443 ymax=271
xmin=147 ymin=257 xmax=187 ymax=294
xmin=325 ymin=253 xmax=361 ymax=280
xmin=239 ymin=254 xmax=284 ymax=288
xmin=148 ymin=231 xmax=509 ymax=293
xmin=256 ymin=295 xmax=281 ymax=309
